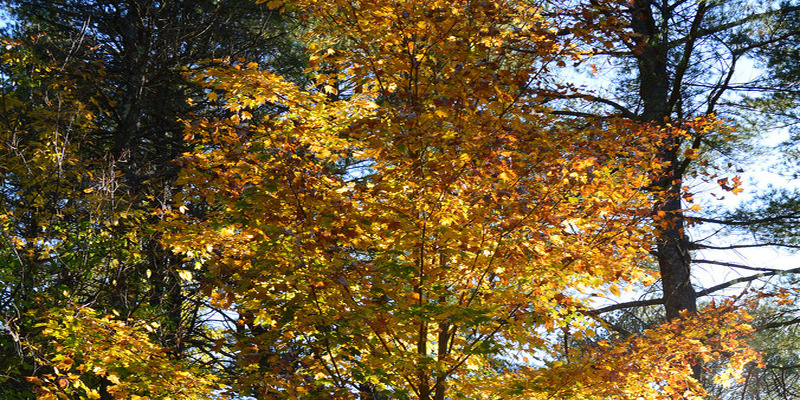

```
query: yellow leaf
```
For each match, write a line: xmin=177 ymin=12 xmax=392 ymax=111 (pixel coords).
xmin=107 ymin=374 xmax=121 ymax=385
xmin=178 ymin=270 xmax=193 ymax=281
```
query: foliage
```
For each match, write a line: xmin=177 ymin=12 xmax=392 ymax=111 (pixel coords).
xmin=164 ymin=0 xmax=762 ymax=398
xmin=537 ymin=0 xmax=800 ymax=395
xmin=526 ymin=302 xmax=759 ymax=400
xmin=1 ymin=0 xmax=793 ymax=398
xmin=0 ymin=34 xmax=126 ymax=394
xmin=0 ymin=0 xmax=306 ymax=396
xmin=704 ymin=299 xmax=800 ymax=399
xmin=26 ymin=305 xmax=223 ymax=400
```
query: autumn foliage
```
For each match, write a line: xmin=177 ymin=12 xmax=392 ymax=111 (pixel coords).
xmin=0 ymin=0 xmax=769 ymax=399
xmin=27 ymin=306 xmax=222 ymax=400
xmin=160 ymin=0 xmax=759 ymax=399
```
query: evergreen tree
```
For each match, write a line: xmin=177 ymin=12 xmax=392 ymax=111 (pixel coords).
xmin=0 ymin=0 xmax=305 ymax=396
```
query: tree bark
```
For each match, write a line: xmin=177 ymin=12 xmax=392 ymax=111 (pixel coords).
xmin=630 ymin=0 xmax=699 ymax=322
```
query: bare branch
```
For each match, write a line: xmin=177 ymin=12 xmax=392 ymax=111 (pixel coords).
xmin=764 ymin=363 xmax=800 ymax=370
xmin=693 ymin=259 xmax=785 ymax=273
xmin=544 ymin=93 xmax=637 ymax=119
xmin=757 ymin=317 xmax=800 ymax=331
xmin=692 ymin=242 xmax=800 ymax=251
xmin=696 ymin=267 xmax=800 ymax=297
xmin=691 ymin=213 xmax=800 ymax=226
xmin=550 ymin=110 xmax=608 ymax=119
xmin=591 ymin=298 xmax=664 ymax=314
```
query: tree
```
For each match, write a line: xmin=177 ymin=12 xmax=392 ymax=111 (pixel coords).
xmin=166 ymin=0 xmax=758 ymax=399
xmin=0 ymin=0 xmax=305 ymax=396
xmin=548 ymin=0 xmax=800 ymax=394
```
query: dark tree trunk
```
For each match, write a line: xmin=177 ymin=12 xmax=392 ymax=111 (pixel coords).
xmin=630 ymin=0 xmax=699 ymax=323
xmin=655 ymin=178 xmax=697 ymax=320
xmin=628 ymin=0 xmax=704 ymax=387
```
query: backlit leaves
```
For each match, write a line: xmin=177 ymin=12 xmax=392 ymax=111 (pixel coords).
xmin=161 ymin=0 xmax=759 ymax=399
xmin=27 ymin=306 xmax=223 ymax=400
xmin=0 ymin=0 xmax=764 ymax=399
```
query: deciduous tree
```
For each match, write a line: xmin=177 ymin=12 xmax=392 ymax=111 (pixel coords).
xmin=166 ymin=1 xmax=760 ymax=398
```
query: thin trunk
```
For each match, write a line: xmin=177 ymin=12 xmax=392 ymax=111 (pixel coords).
xmin=434 ymin=294 xmax=449 ymax=400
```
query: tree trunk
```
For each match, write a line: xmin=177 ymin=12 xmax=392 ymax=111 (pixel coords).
xmin=630 ymin=0 xmax=698 ymax=322
xmin=629 ymin=0 xmax=703 ymax=387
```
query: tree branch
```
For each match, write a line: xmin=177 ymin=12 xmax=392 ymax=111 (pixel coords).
xmin=696 ymin=267 xmax=800 ymax=297
xmin=550 ymin=110 xmax=608 ymax=119
xmin=757 ymin=317 xmax=800 ymax=331
xmin=665 ymin=5 xmax=800 ymax=49
xmin=693 ymin=259 xmax=785 ymax=273
xmin=690 ymin=213 xmax=800 ymax=226
xmin=764 ymin=363 xmax=800 ymax=370
xmin=591 ymin=267 xmax=800 ymax=315
xmin=691 ymin=242 xmax=800 ymax=251
xmin=590 ymin=298 xmax=663 ymax=314
xmin=544 ymin=93 xmax=637 ymax=119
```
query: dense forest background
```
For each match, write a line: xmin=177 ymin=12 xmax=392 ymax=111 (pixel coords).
xmin=1 ymin=0 xmax=800 ymax=399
